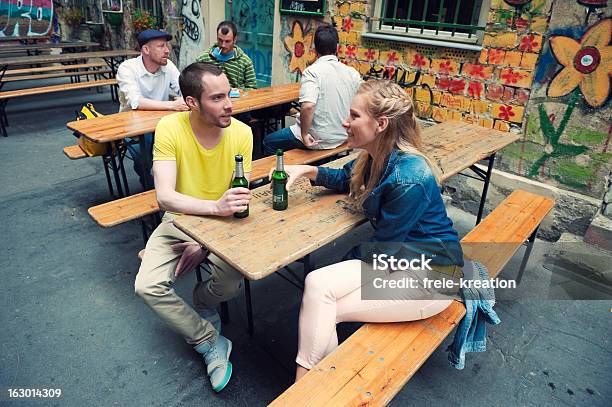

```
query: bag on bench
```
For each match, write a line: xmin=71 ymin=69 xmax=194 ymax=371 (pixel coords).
xmin=74 ymin=103 xmax=108 ymax=157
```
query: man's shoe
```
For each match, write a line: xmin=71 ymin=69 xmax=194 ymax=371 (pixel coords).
xmin=201 ymin=335 xmax=233 ymax=392
xmin=198 ymin=307 xmax=221 ymax=333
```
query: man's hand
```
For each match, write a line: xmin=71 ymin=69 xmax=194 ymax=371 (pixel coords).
xmin=302 ymin=133 xmax=319 ymax=148
xmin=171 ymin=96 xmax=189 ymax=111
xmin=215 ymin=187 xmax=252 ymax=216
xmin=172 ymin=242 xmax=208 ymax=277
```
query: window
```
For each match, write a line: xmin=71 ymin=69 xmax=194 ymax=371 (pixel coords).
xmin=136 ymin=0 xmax=163 ymax=25
xmin=372 ymin=0 xmax=489 ymax=44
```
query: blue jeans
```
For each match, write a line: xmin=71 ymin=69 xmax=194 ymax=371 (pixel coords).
xmin=263 ymin=127 xmax=306 ymax=156
xmin=125 ymin=134 xmax=154 ymax=189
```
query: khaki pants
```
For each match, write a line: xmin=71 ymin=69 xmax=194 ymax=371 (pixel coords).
xmin=134 ymin=214 xmax=243 ymax=346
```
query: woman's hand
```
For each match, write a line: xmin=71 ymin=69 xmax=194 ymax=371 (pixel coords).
xmin=268 ymin=165 xmax=318 ymax=190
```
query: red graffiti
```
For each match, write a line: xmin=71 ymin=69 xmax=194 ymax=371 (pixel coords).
xmin=412 ymin=54 xmax=427 ymax=68
xmin=519 ymin=34 xmax=539 ymax=52
xmin=468 ymin=81 xmax=484 ymax=98
xmin=499 ymin=105 xmax=516 ymax=121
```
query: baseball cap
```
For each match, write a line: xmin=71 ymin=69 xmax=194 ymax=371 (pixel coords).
xmin=137 ymin=29 xmax=172 ymax=47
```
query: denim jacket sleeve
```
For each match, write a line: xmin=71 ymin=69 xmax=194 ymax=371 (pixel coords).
xmin=447 ymin=261 xmax=501 ymax=370
xmin=312 ymin=160 xmax=355 ymax=193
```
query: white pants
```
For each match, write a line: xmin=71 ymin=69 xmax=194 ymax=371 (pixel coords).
xmin=296 ymin=259 xmax=453 ymax=369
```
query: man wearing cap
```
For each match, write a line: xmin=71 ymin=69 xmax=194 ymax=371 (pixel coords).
xmin=116 ymin=29 xmax=188 ymax=187
xmin=195 ymin=21 xmax=257 ymax=91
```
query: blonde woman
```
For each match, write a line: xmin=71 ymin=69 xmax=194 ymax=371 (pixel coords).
xmin=281 ymin=80 xmax=465 ymax=381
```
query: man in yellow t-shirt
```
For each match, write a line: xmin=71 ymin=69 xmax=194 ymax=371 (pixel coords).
xmin=134 ymin=63 xmax=252 ymax=393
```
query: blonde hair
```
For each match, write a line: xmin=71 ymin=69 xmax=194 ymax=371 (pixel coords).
xmin=349 ymin=80 xmax=441 ymax=205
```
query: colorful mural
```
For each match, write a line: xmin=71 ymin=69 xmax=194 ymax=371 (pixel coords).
xmin=276 ymin=0 xmax=610 ymax=197
xmin=178 ymin=0 xmax=205 ymax=69
xmin=282 ymin=19 xmax=316 ymax=79
xmin=503 ymin=4 xmax=611 ymax=197
xmin=0 ymin=0 xmax=54 ymax=37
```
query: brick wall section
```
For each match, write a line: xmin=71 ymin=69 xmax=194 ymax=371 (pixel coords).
xmin=332 ymin=0 xmax=553 ymax=133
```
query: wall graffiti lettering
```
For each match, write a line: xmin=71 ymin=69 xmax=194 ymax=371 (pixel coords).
xmin=0 ymin=0 xmax=53 ymax=37
xmin=181 ymin=0 xmax=200 ymax=42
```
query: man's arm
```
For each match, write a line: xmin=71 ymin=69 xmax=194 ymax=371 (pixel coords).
xmin=299 ymin=102 xmax=316 ymax=146
xmin=153 ymin=161 xmax=251 ymax=216
xmin=136 ymin=97 xmax=188 ymax=111
xmin=243 ymin=59 xmax=257 ymax=90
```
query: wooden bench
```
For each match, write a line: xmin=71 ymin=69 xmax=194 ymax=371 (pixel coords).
xmin=2 ymin=68 xmax=112 ymax=83
xmin=3 ymin=62 xmax=107 ymax=76
xmin=63 ymin=145 xmax=88 ymax=160
xmin=270 ymin=190 xmax=554 ymax=406
xmin=0 ymin=78 xmax=118 ymax=137
xmin=87 ymin=144 xmax=350 ymax=229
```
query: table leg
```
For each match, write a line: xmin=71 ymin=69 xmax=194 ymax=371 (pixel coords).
xmin=107 ymin=143 xmax=125 ymax=198
xmin=476 ymin=153 xmax=496 ymax=225
xmin=115 ymin=141 xmax=131 ymax=196
xmin=244 ymin=279 xmax=254 ymax=336
xmin=139 ymin=135 xmax=151 ymax=191
xmin=101 ymin=155 xmax=115 ymax=197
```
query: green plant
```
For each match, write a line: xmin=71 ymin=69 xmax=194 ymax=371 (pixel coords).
xmin=132 ymin=9 xmax=157 ymax=33
xmin=63 ymin=7 xmax=85 ymax=27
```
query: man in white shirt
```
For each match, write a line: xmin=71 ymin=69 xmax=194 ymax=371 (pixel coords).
xmin=262 ymin=24 xmax=361 ymax=155
xmin=116 ymin=29 xmax=188 ymax=187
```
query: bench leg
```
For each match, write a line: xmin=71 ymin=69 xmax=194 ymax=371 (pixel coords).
xmin=0 ymin=99 xmax=8 ymax=137
xmin=476 ymin=153 xmax=496 ymax=225
xmin=515 ymin=227 xmax=539 ymax=285
xmin=244 ymin=279 xmax=254 ymax=336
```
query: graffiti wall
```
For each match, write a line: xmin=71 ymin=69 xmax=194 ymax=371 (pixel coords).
xmin=0 ymin=0 xmax=53 ymax=37
xmin=178 ymin=0 xmax=205 ymax=69
xmin=498 ymin=2 xmax=610 ymax=197
xmin=277 ymin=0 xmax=610 ymax=197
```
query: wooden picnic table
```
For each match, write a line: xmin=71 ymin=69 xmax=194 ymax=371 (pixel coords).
xmin=0 ymin=41 xmax=99 ymax=55
xmin=173 ymin=121 xmax=519 ymax=282
xmin=66 ymin=82 xmax=300 ymax=197
xmin=0 ymin=49 xmax=140 ymax=76
xmin=66 ymin=82 xmax=301 ymax=142
xmin=0 ymin=35 xmax=50 ymax=44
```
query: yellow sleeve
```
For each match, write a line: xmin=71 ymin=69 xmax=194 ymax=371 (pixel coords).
xmin=241 ymin=125 xmax=253 ymax=173
xmin=153 ymin=117 xmax=176 ymax=161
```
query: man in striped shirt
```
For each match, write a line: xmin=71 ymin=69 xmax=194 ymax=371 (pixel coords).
xmin=196 ymin=21 xmax=257 ymax=90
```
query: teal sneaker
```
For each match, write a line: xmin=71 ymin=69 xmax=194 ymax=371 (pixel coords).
xmin=198 ymin=307 xmax=221 ymax=334
xmin=195 ymin=335 xmax=233 ymax=392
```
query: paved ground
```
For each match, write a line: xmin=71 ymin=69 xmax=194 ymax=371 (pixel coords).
xmin=0 ymin=82 xmax=610 ymax=407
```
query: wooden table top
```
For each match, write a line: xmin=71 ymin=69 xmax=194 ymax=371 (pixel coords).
xmin=67 ymin=82 xmax=301 ymax=143
xmin=173 ymin=121 xmax=519 ymax=281
xmin=0 ymin=49 xmax=140 ymax=67
xmin=0 ymin=41 xmax=99 ymax=53
xmin=174 ymin=155 xmax=363 ymax=281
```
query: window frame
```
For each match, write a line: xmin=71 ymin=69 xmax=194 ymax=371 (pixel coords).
xmin=371 ymin=0 xmax=490 ymax=46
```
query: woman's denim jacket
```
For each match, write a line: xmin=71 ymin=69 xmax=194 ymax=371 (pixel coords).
xmin=314 ymin=149 xmax=463 ymax=265
xmin=314 ymin=149 xmax=500 ymax=368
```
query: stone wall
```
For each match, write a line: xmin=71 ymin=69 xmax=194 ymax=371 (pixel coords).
xmin=275 ymin=0 xmax=611 ymax=204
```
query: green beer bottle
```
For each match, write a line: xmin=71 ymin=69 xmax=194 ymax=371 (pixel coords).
xmin=272 ymin=149 xmax=288 ymax=211
xmin=232 ymin=155 xmax=249 ymax=218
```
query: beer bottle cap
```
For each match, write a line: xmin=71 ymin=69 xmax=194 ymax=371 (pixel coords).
xmin=275 ymin=149 xmax=283 ymax=156
xmin=235 ymin=155 xmax=243 ymax=162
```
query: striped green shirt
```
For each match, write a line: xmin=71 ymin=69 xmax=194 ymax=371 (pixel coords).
xmin=196 ymin=45 xmax=257 ymax=90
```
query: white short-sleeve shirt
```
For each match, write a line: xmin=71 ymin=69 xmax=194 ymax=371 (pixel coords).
xmin=116 ymin=55 xmax=181 ymax=112
xmin=290 ymin=55 xmax=361 ymax=149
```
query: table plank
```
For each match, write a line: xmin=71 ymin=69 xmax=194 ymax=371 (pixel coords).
xmin=0 ymin=41 xmax=99 ymax=53
xmin=0 ymin=49 xmax=140 ymax=67
xmin=66 ymin=83 xmax=301 ymax=142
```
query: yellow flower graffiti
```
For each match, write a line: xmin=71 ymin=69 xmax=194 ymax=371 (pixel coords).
xmin=283 ymin=21 xmax=316 ymax=74
xmin=547 ymin=18 xmax=611 ymax=107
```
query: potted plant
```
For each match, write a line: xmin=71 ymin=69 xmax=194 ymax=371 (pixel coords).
xmin=132 ymin=9 xmax=157 ymax=34
xmin=63 ymin=7 xmax=85 ymax=27
xmin=102 ymin=0 xmax=123 ymax=27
